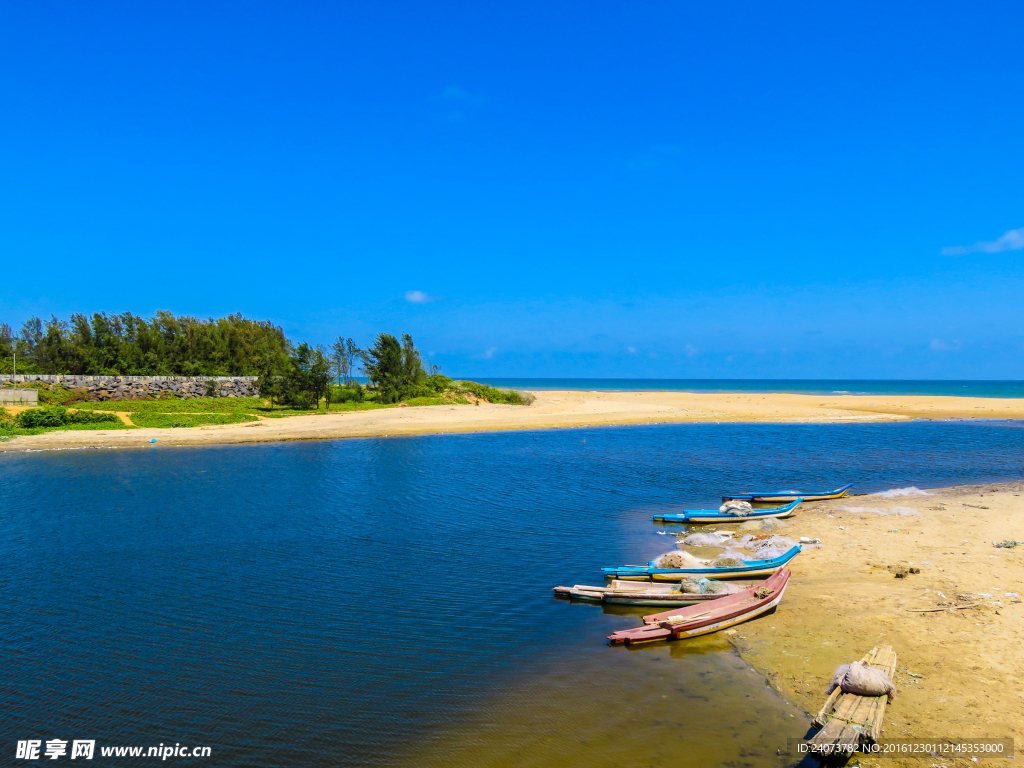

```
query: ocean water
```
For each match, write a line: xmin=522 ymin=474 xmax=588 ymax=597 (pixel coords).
xmin=3 ymin=421 xmax=1024 ymax=767
xmin=471 ymin=378 xmax=1024 ymax=398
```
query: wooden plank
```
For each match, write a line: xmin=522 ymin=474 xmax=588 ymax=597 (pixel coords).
xmin=812 ymin=687 xmax=843 ymax=727
xmin=809 ymin=645 xmax=897 ymax=748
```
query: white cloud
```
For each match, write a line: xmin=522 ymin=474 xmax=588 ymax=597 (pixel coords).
xmin=930 ymin=339 xmax=961 ymax=351
xmin=404 ymin=290 xmax=434 ymax=304
xmin=482 ymin=347 xmax=498 ymax=359
xmin=626 ymin=346 xmax=638 ymax=354
xmin=683 ymin=344 xmax=699 ymax=357
xmin=941 ymin=226 xmax=1024 ymax=256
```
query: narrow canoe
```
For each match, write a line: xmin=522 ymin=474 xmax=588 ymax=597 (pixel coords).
xmin=553 ymin=580 xmax=754 ymax=607
xmin=602 ymin=544 xmax=801 ymax=581
xmin=608 ymin=569 xmax=791 ymax=645
xmin=721 ymin=483 xmax=853 ymax=503
xmin=653 ymin=499 xmax=801 ymax=523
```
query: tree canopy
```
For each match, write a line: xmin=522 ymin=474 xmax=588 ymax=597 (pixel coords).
xmin=1 ymin=311 xmax=290 ymax=376
xmin=363 ymin=332 xmax=427 ymax=404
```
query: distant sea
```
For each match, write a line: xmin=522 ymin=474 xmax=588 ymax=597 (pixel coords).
xmin=469 ymin=378 xmax=1024 ymax=398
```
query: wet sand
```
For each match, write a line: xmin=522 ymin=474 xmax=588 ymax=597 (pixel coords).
xmin=4 ymin=390 xmax=1024 ymax=452
xmin=725 ymin=482 xmax=1024 ymax=767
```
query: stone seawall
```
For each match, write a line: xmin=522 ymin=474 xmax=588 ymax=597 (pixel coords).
xmin=0 ymin=374 xmax=259 ymax=401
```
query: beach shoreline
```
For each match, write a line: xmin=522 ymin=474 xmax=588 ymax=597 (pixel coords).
xmin=4 ymin=389 xmax=1024 ymax=452
xmin=722 ymin=481 xmax=1024 ymax=767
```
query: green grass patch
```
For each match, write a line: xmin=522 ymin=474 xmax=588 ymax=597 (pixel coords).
xmin=253 ymin=399 xmax=393 ymax=417
xmin=71 ymin=397 xmax=385 ymax=417
xmin=128 ymin=412 xmax=259 ymax=428
xmin=0 ymin=421 xmax=136 ymax=438
xmin=402 ymin=397 xmax=450 ymax=407
xmin=74 ymin=397 xmax=269 ymax=413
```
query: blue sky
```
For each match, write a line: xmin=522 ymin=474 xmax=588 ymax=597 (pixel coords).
xmin=2 ymin=1 xmax=1023 ymax=378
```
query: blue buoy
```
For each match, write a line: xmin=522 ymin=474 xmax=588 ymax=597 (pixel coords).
xmin=149 ymin=439 xmax=157 ymax=443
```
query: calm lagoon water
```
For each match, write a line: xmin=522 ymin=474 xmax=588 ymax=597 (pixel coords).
xmin=472 ymin=378 xmax=1024 ymax=398
xmin=3 ymin=422 xmax=1024 ymax=767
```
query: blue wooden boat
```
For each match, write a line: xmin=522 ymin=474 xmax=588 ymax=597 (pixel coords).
xmin=722 ymin=483 xmax=853 ymax=503
xmin=602 ymin=545 xmax=801 ymax=582
xmin=653 ymin=499 xmax=801 ymax=524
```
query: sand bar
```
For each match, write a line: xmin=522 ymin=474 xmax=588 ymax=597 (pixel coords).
xmin=724 ymin=482 xmax=1024 ymax=766
xmin=4 ymin=390 xmax=1024 ymax=452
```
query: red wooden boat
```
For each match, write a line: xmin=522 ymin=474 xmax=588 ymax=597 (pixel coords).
xmin=607 ymin=569 xmax=791 ymax=645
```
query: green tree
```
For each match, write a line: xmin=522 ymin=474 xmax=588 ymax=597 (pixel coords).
xmin=346 ymin=338 xmax=362 ymax=381
xmin=310 ymin=345 xmax=333 ymax=408
xmin=401 ymin=333 xmax=426 ymax=387
xmin=1 ymin=311 xmax=291 ymax=376
xmin=363 ymin=333 xmax=404 ymax=404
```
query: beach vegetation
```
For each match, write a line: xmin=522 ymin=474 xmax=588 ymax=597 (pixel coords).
xmin=363 ymin=333 xmax=410 ymax=404
xmin=128 ymin=412 xmax=258 ymax=428
xmin=74 ymin=397 xmax=269 ymax=413
xmin=2 ymin=312 xmax=536 ymax=411
xmin=331 ymin=337 xmax=363 ymax=385
xmin=0 ymin=405 xmax=133 ymax=438
xmin=16 ymin=405 xmax=121 ymax=428
xmin=3 ymin=312 xmax=290 ymax=376
xmin=458 ymin=381 xmax=536 ymax=405
xmin=329 ymin=383 xmax=366 ymax=403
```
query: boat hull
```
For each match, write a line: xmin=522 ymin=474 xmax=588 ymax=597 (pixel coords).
xmin=552 ymin=587 xmax=605 ymax=600
xmin=722 ymin=483 xmax=852 ymax=503
xmin=603 ymin=593 xmax=718 ymax=606
xmin=653 ymin=500 xmax=800 ymax=524
xmin=554 ymin=580 xmax=750 ymax=606
xmin=608 ymin=570 xmax=791 ymax=645
xmin=603 ymin=546 xmax=801 ymax=581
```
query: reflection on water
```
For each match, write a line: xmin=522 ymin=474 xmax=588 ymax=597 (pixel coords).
xmin=2 ymin=422 xmax=1023 ymax=767
xmin=395 ymin=634 xmax=808 ymax=768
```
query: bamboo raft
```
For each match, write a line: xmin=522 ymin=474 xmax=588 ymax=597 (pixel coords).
xmin=810 ymin=645 xmax=897 ymax=751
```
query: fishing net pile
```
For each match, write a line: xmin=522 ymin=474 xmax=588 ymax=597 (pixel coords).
xmin=827 ymin=662 xmax=897 ymax=701
xmin=712 ymin=547 xmax=752 ymax=567
xmin=714 ymin=557 xmax=746 ymax=568
xmin=654 ymin=550 xmax=709 ymax=569
xmin=678 ymin=576 xmax=742 ymax=595
xmin=719 ymin=500 xmax=754 ymax=515
xmin=681 ymin=532 xmax=736 ymax=547
xmin=740 ymin=518 xmax=785 ymax=533
xmin=741 ymin=534 xmax=798 ymax=559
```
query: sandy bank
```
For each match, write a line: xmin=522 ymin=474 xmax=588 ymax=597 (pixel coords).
xmin=3 ymin=390 xmax=1024 ymax=452
xmin=723 ymin=482 xmax=1024 ymax=767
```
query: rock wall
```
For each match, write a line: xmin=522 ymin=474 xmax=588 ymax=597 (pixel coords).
xmin=0 ymin=374 xmax=259 ymax=401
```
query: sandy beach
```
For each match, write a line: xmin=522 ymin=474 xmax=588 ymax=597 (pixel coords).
xmin=4 ymin=389 xmax=1024 ymax=452
xmin=726 ymin=482 xmax=1024 ymax=766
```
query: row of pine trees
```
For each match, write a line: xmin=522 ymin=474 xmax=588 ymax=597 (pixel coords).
xmin=2 ymin=312 xmax=435 ymax=408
